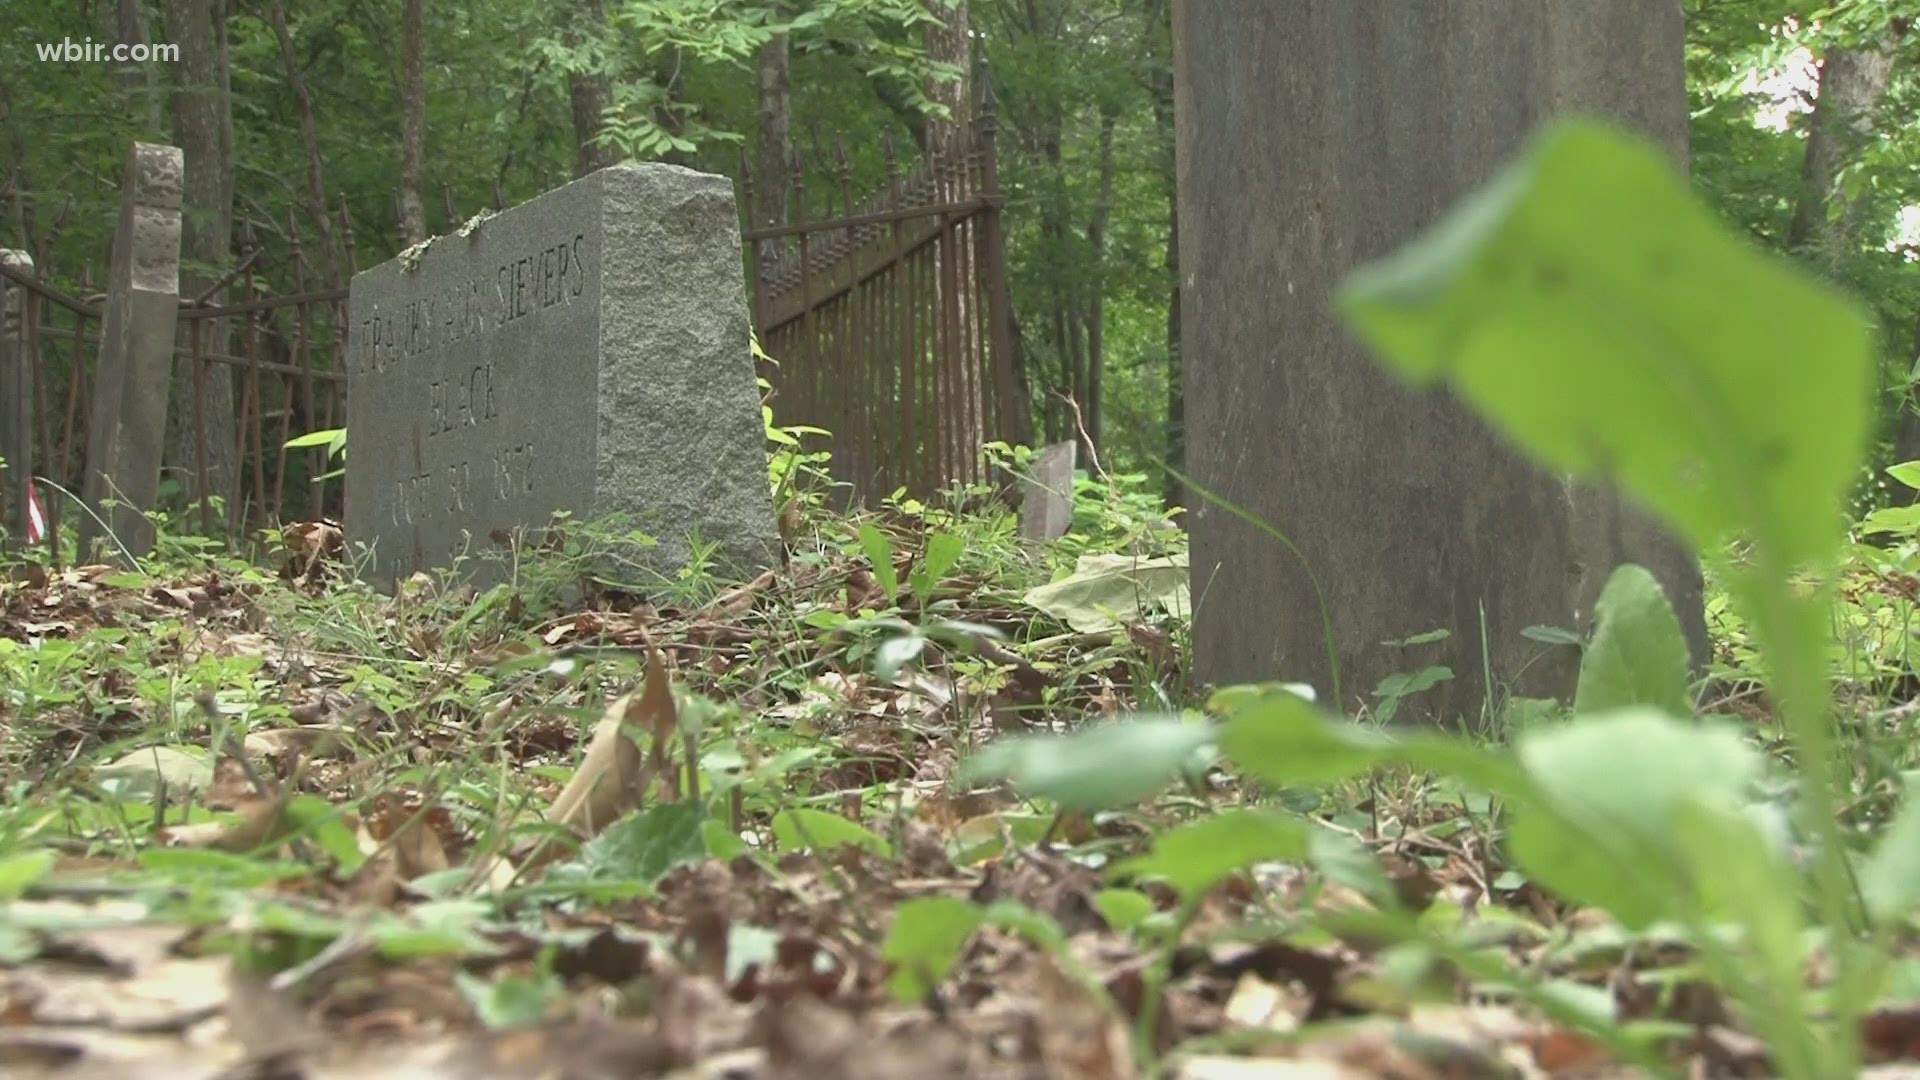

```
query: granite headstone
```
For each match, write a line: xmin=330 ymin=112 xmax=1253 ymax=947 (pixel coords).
xmin=344 ymin=162 xmax=778 ymax=585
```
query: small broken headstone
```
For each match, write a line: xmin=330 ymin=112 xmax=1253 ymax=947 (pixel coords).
xmin=344 ymin=162 xmax=778 ymax=586
xmin=1019 ymin=440 xmax=1076 ymax=541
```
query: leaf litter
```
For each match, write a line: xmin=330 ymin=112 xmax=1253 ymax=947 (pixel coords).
xmin=1 ymin=515 xmax=1913 ymax=1079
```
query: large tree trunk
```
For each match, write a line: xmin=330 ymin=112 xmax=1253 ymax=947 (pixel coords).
xmin=160 ymin=0 xmax=239 ymax=508
xmin=398 ymin=0 xmax=427 ymax=245
xmin=266 ymin=0 xmax=338 ymax=286
xmin=568 ymin=0 xmax=617 ymax=178
xmin=1788 ymin=44 xmax=1897 ymax=261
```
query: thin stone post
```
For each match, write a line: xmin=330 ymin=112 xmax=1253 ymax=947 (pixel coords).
xmin=0 ymin=250 xmax=32 ymax=550
xmin=80 ymin=142 xmax=184 ymax=560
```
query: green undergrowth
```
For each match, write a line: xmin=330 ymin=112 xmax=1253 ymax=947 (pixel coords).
xmin=6 ymin=120 xmax=1920 ymax=1077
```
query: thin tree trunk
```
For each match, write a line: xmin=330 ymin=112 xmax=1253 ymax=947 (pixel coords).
xmin=755 ymin=28 xmax=791 ymax=231
xmin=1142 ymin=0 xmax=1180 ymax=507
xmin=266 ymin=0 xmax=338 ymax=286
xmin=160 ymin=0 xmax=239 ymax=507
xmin=922 ymin=0 xmax=983 ymax=478
xmin=568 ymin=0 xmax=617 ymax=177
xmin=117 ymin=0 xmax=165 ymax=132
xmin=1084 ymin=104 xmax=1117 ymax=452
xmin=398 ymin=0 xmax=427 ymax=245
xmin=1789 ymin=44 xmax=1897 ymax=260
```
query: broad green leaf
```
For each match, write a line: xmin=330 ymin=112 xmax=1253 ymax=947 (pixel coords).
xmin=912 ymin=531 xmax=964 ymax=605
xmin=455 ymin=968 xmax=561 ymax=1029
xmin=1861 ymin=505 xmax=1920 ymax=536
xmin=284 ymin=795 xmax=366 ymax=875
xmin=957 ymin=716 xmax=1214 ymax=811
xmin=1217 ymin=690 xmax=1394 ymax=787
xmin=882 ymin=896 xmax=982 ymax=1001
xmin=1308 ymin=828 xmax=1396 ymax=907
xmin=569 ymin=801 xmax=708 ymax=885
xmin=0 ymin=850 xmax=54 ymax=900
xmin=1117 ymin=809 xmax=1310 ymax=899
xmin=771 ymin=808 xmax=892 ymax=858
xmin=1508 ymin=710 xmax=1763 ymax=929
xmin=1575 ymin=565 xmax=1690 ymax=717
xmin=95 ymin=746 xmax=214 ymax=800
xmin=1889 ymin=461 xmax=1920 ymax=491
xmin=1522 ymin=625 xmax=1584 ymax=647
xmin=1384 ymin=629 xmax=1451 ymax=647
xmin=1340 ymin=121 xmax=1872 ymax=572
xmin=283 ymin=427 xmax=345 ymax=450
xmin=1023 ymin=552 xmax=1190 ymax=633
xmin=857 ymin=524 xmax=899 ymax=605
xmin=873 ymin=632 xmax=926 ymax=681
xmin=1092 ymin=888 xmax=1155 ymax=932
xmin=1862 ymin=772 xmax=1920 ymax=925
xmin=1373 ymin=665 xmax=1453 ymax=724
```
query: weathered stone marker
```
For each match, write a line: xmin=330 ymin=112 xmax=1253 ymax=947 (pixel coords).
xmin=80 ymin=142 xmax=184 ymax=560
xmin=1019 ymin=440 xmax=1076 ymax=541
xmin=345 ymin=162 xmax=777 ymax=585
xmin=1 ymin=250 xmax=32 ymax=548
xmin=1175 ymin=1 xmax=1707 ymax=718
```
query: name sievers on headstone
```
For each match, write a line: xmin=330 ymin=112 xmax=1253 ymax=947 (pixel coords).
xmin=344 ymin=162 xmax=777 ymax=585
xmin=79 ymin=142 xmax=184 ymax=560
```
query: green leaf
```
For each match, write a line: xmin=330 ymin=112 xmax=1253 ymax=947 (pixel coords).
xmin=858 ymin=524 xmax=899 ymax=605
xmin=1522 ymin=625 xmax=1584 ymax=647
xmin=455 ymin=968 xmax=560 ymax=1029
xmin=284 ymin=795 xmax=366 ymax=875
xmin=1218 ymin=691 xmax=1395 ymax=787
xmin=873 ymin=632 xmax=926 ymax=682
xmin=1861 ymin=505 xmax=1920 ymax=536
xmin=1372 ymin=665 xmax=1453 ymax=724
xmin=1092 ymin=888 xmax=1155 ymax=932
xmin=771 ymin=808 xmax=892 ymax=858
xmin=1384 ymin=629 xmax=1451 ymax=647
xmin=1339 ymin=120 xmax=1872 ymax=572
xmin=1862 ymin=772 xmax=1920 ymax=925
xmin=1116 ymin=809 xmax=1310 ymax=900
xmin=1507 ymin=710 xmax=1764 ymax=929
xmin=882 ymin=896 xmax=982 ymax=1001
xmin=0 ymin=850 xmax=54 ymax=901
xmin=1889 ymin=461 xmax=1920 ymax=491
xmin=284 ymin=427 xmax=346 ymax=450
xmin=911 ymin=531 xmax=964 ymax=605
xmin=1575 ymin=565 xmax=1690 ymax=717
xmin=569 ymin=801 xmax=708 ymax=885
xmin=1023 ymin=553 xmax=1190 ymax=633
xmin=957 ymin=716 xmax=1214 ymax=811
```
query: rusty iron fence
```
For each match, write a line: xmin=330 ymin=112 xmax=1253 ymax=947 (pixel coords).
xmin=740 ymin=99 xmax=1028 ymax=505
xmin=0 ymin=208 xmax=357 ymax=560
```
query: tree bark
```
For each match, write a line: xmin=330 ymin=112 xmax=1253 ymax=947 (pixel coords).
xmin=922 ymin=0 xmax=985 ymax=479
xmin=398 ymin=0 xmax=427 ymax=245
xmin=755 ymin=28 xmax=791 ymax=231
xmin=1788 ymin=44 xmax=1897 ymax=260
xmin=1143 ymin=0 xmax=1181 ymax=507
xmin=117 ymin=0 xmax=165 ymax=132
xmin=568 ymin=0 xmax=617 ymax=178
xmin=160 ymin=0 xmax=239 ymax=507
xmin=1083 ymin=104 xmax=1118 ymax=454
xmin=266 ymin=0 xmax=338 ymax=286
